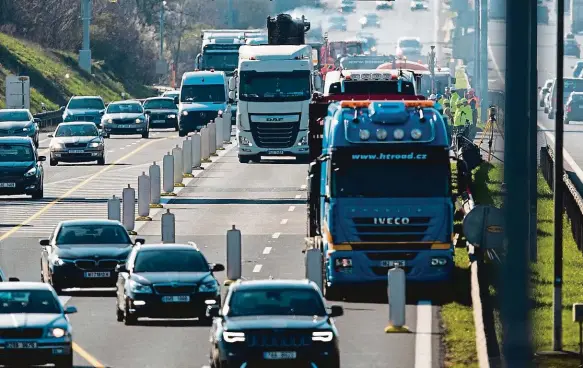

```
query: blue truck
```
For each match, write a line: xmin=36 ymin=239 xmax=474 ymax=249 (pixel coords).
xmin=306 ymin=100 xmax=454 ymax=299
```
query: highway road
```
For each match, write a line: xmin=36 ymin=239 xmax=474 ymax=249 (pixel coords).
xmin=0 ymin=2 xmax=449 ymax=367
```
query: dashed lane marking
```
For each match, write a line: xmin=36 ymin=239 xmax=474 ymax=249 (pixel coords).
xmin=280 ymin=219 xmax=288 ymax=225
xmin=263 ymin=247 xmax=272 ymax=255
xmin=288 ymin=206 xmax=295 ymax=212
xmin=414 ymin=300 xmax=433 ymax=368
xmin=272 ymin=232 xmax=281 ymax=239
xmin=253 ymin=264 xmax=263 ymax=273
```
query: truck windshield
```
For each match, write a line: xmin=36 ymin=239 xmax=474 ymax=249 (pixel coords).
xmin=239 ymin=71 xmax=311 ymax=102
xmin=202 ymin=52 xmax=239 ymax=72
xmin=339 ymin=57 xmax=393 ymax=69
xmin=180 ymin=84 xmax=226 ymax=103
xmin=420 ymin=74 xmax=450 ymax=95
xmin=328 ymin=81 xmax=416 ymax=95
xmin=330 ymin=149 xmax=450 ymax=198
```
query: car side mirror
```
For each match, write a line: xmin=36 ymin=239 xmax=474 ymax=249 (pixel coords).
xmin=38 ymin=156 xmax=46 ymax=162
xmin=206 ymin=304 xmax=221 ymax=318
xmin=34 ymin=118 xmax=41 ymax=124
xmin=8 ymin=277 xmax=19 ymax=282
xmin=115 ymin=264 xmax=128 ymax=273
xmin=99 ymin=110 xmax=105 ymax=115
xmin=134 ymin=238 xmax=145 ymax=245
xmin=39 ymin=239 xmax=50 ymax=246
xmin=144 ymin=110 xmax=151 ymax=115
xmin=47 ymin=134 xmax=53 ymax=138
xmin=100 ymin=130 xmax=107 ymax=137
xmin=174 ymin=96 xmax=179 ymax=105
xmin=329 ymin=305 xmax=344 ymax=317
xmin=64 ymin=306 xmax=77 ymax=314
xmin=211 ymin=263 xmax=225 ymax=272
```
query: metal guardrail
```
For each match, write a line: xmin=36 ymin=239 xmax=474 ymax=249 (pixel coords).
xmin=33 ymin=107 xmax=65 ymax=132
xmin=540 ymin=145 xmax=583 ymax=253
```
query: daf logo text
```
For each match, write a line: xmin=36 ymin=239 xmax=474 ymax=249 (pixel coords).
xmin=374 ymin=217 xmax=410 ymax=225
xmin=266 ymin=117 xmax=284 ymax=122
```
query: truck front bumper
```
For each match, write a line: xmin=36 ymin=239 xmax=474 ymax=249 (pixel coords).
xmin=237 ymin=129 xmax=309 ymax=157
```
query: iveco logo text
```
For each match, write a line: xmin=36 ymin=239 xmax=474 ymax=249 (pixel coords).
xmin=266 ymin=117 xmax=284 ymax=122
xmin=374 ymin=217 xmax=410 ymax=225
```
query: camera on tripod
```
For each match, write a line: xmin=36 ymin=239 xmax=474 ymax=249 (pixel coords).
xmin=488 ymin=105 xmax=497 ymax=122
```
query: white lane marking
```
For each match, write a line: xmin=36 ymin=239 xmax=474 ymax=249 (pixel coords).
xmin=58 ymin=296 xmax=72 ymax=306
xmin=300 ymin=184 xmax=307 ymax=189
xmin=295 ymin=194 xmax=301 ymax=199
xmin=272 ymin=232 xmax=281 ymax=239
xmin=288 ymin=206 xmax=295 ymax=212
xmin=263 ymin=247 xmax=272 ymax=255
xmin=414 ymin=300 xmax=433 ymax=368
xmin=10 ymin=314 xmax=18 ymax=327
xmin=119 ymin=147 xmax=125 ymax=150
xmin=280 ymin=219 xmax=288 ymax=225
xmin=107 ymin=150 xmax=114 ymax=153
xmin=253 ymin=264 xmax=263 ymax=273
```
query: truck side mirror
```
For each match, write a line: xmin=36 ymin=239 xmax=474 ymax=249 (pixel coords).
xmin=174 ymin=96 xmax=179 ymax=105
xmin=228 ymin=77 xmax=236 ymax=91
xmin=228 ymin=91 xmax=236 ymax=101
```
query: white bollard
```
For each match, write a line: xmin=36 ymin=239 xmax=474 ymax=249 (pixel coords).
xmin=149 ymin=161 xmax=163 ymax=208
xmin=172 ymin=145 xmax=185 ymax=187
xmin=385 ymin=266 xmax=409 ymax=333
xmin=191 ymin=133 xmax=202 ymax=170
xmin=215 ymin=116 xmax=225 ymax=150
xmin=305 ymin=248 xmax=323 ymax=292
xmin=122 ymin=184 xmax=137 ymax=235
xmin=224 ymin=225 xmax=242 ymax=286
xmin=107 ymin=195 xmax=121 ymax=221
xmin=136 ymin=172 xmax=152 ymax=221
xmin=161 ymin=209 xmax=176 ymax=243
xmin=201 ymin=126 xmax=211 ymax=163
xmin=223 ymin=113 xmax=231 ymax=143
xmin=182 ymin=138 xmax=194 ymax=177
xmin=161 ymin=152 xmax=176 ymax=196
xmin=209 ymin=121 xmax=217 ymax=156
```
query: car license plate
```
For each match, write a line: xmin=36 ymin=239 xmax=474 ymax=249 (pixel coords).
xmin=162 ymin=295 xmax=190 ymax=303
xmin=380 ymin=260 xmax=406 ymax=267
xmin=68 ymin=150 xmax=84 ymax=154
xmin=263 ymin=351 xmax=297 ymax=360
xmin=84 ymin=272 xmax=110 ymax=278
xmin=267 ymin=150 xmax=284 ymax=155
xmin=117 ymin=124 xmax=132 ymax=128
xmin=0 ymin=183 xmax=16 ymax=188
xmin=6 ymin=341 xmax=37 ymax=349
xmin=153 ymin=120 xmax=166 ymax=124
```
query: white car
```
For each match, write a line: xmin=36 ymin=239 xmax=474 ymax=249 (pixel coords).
xmin=396 ymin=37 xmax=423 ymax=59
xmin=411 ymin=0 xmax=428 ymax=10
xmin=359 ymin=14 xmax=381 ymax=28
xmin=376 ymin=0 xmax=394 ymax=9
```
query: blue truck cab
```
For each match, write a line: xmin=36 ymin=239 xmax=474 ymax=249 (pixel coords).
xmin=307 ymin=100 xmax=454 ymax=298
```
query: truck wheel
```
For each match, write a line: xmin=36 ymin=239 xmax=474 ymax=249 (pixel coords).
xmin=238 ymin=155 xmax=250 ymax=163
xmin=323 ymin=282 xmax=342 ymax=301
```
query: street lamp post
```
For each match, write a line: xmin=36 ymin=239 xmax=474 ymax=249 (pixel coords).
xmin=79 ymin=0 xmax=92 ymax=73
xmin=428 ymin=46 xmax=436 ymax=93
xmin=156 ymin=1 xmax=168 ymax=82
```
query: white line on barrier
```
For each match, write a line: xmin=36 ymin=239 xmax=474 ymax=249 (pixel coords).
xmin=414 ymin=300 xmax=433 ymax=368
xmin=288 ymin=206 xmax=295 ymax=212
xmin=253 ymin=264 xmax=262 ymax=273
xmin=280 ymin=219 xmax=288 ymax=225
xmin=272 ymin=232 xmax=281 ymax=239
xmin=263 ymin=247 xmax=272 ymax=255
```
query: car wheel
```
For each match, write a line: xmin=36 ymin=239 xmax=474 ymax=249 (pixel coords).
xmin=179 ymin=130 xmax=187 ymax=137
xmin=31 ymin=186 xmax=43 ymax=200
xmin=116 ymin=302 xmax=124 ymax=322
xmin=50 ymin=159 xmax=58 ymax=166
xmin=54 ymin=353 xmax=73 ymax=368
xmin=238 ymin=155 xmax=250 ymax=164
xmin=124 ymin=300 xmax=137 ymax=325
xmin=142 ymin=131 xmax=150 ymax=139
xmin=97 ymin=157 xmax=105 ymax=165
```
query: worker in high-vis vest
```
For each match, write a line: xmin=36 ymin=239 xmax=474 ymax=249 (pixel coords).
xmin=466 ymin=88 xmax=480 ymax=125
xmin=453 ymin=98 xmax=473 ymax=130
xmin=449 ymin=88 xmax=461 ymax=113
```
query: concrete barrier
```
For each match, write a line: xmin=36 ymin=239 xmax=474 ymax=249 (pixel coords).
xmin=385 ymin=266 xmax=409 ymax=333
xmin=161 ymin=152 xmax=176 ymax=196
xmin=201 ymin=126 xmax=211 ymax=163
xmin=149 ymin=161 xmax=163 ymax=208
xmin=107 ymin=195 xmax=121 ymax=221
xmin=224 ymin=225 xmax=242 ymax=286
xmin=136 ymin=172 xmax=152 ymax=221
xmin=172 ymin=145 xmax=185 ymax=187
xmin=161 ymin=209 xmax=176 ymax=243
xmin=182 ymin=138 xmax=194 ymax=178
xmin=191 ymin=133 xmax=202 ymax=170
xmin=122 ymin=184 xmax=137 ymax=235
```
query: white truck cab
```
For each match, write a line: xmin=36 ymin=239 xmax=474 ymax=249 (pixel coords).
xmin=177 ymin=70 xmax=232 ymax=136
xmin=235 ymin=44 xmax=313 ymax=163
xmin=323 ymin=69 xmax=419 ymax=96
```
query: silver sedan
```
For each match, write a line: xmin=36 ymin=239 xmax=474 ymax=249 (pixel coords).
xmin=48 ymin=122 xmax=105 ymax=166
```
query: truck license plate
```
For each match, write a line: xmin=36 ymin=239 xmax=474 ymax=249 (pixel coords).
xmin=267 ymin=150 xmax=284 ymax=155
xmin=6 ymin=341 xmax=37 ymax=349
xmin=68 ymin=150 xmax=84 ymax=154
xmin=84 ymin=272 xmax=110 ymax=278
xmin=380 ymin=260 xmax=406 ymax=267
xmin=162 ymin=295 xmax=190 ymax=303
xmin=263 ymin=351 xmax=297 ymax=360
xmin=0 ymin=183 xmax=16 ymax=188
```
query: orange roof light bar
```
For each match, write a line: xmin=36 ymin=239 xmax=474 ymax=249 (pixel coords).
xmin=340 ymin=101 xmax=371 ymax=108
xmin=403 ymin=101 xmax=435 ymax=108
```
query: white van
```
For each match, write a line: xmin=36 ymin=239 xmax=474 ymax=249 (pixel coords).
xmin=177 ymin=70 xmax=233 ymax=136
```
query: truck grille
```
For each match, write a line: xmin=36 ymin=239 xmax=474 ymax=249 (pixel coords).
xmin=246 ymin=331 xmax=311 ymax=348
xmin=154 ymin=284 xmax=197 ymax=294
xmin=0 ymin=328 xmax=44 ymax=339
xmin=249 ymin=122 xmax=299 ymax=148
xmin=180 ymin=111 xmax=218 ymax=126
xmin=352 ymin=216 xmax=431 ymax=242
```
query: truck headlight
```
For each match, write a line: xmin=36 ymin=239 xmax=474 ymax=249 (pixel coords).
xmin=223 ymin=331 xmax=245 ymax=343
xmin=24 ymin=167 xmax=37 ymax=177
xmin=106 ymin=118 xmax=113 ymax=124
xmin=297 ymin=135 xmax=308 ymax=146
xmin=49 ymin=328 xmax=66 ymax=338
xmin=430 ymin=257 xmax=448 ymax=266
xmin=128 ymin=280 xmax=153 ymax=293
xmin=182 ymin=110 xmax=189 ymax=116
xmin=312 ymin=331 xmax=334 ymax=342
xmin=239 ymin=136 xmax=252 ymax=146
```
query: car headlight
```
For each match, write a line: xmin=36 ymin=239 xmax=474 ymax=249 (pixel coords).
xmin=135 ymin=118 xmax=144 ymax=124
xmin=88 ymin=142 xmax=101 ymax=148
xmin=223 ymin=331 xmax=245 ymax=343
xmin=128 ymin=280 xmax=153 ymax=294
xmin=50 ymin=257 xmax=65 ymax=266
xmin=106 ymin=118 xmax=113 ymax=124
xmin=199 ymin=280 xmax=219 ymax=292
xmin=182 ymin=110 xmax=188 ymax=116
xmin=22 ymin=126 xmax=30 ymax=132
xmin=48 ymin=327 xmax=67 ymax=338
xmin=239 ymin=136 xmax=252 ymax=146
xmin=24 ymin=167 xmax=37 ymax=177
xmin=51 ymin=142 xmax=64 ymax=150
xmin=168 ymin=114 xmax=176 ymax=119
xmin=312 ymin=331 xmax=334 ymax=342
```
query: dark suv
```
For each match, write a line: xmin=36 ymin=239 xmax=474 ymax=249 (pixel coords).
xmin=207 ymin=279 xmax=343 ymax=368
xmin=0 ymin=137 xmax=45 ymax=199
xmin=565 ymin=92 xmax=583 ymax=124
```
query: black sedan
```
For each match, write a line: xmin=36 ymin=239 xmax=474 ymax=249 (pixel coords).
xmin=40 ymin=219 xmax=144 ymax=293
xmin=115 ymin=243 xmax=224 ymax=325
xmin=48 ymin=122 xmax=105 ymax=166
xmin=0 ymin=109 xmax=40 ymax=147
xmin=208 ymin=279 xmax=343 ymax=368
xmin=101 ymin=100 xmax=150 ymax=138
xmin=565 ymin=38 xmax=581 ymax=58
xmin=0 ymin=137 xmax=45 ymax=199
xmin=143 ymin=97 xmax=179 ymax=130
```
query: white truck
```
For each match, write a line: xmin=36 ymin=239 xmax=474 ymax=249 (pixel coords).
xmin=233 ymin=44 xmax=314 ymax=163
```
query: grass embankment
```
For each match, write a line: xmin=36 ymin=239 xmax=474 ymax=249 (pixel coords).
xmin=0 ymin=32 xmax=153 ymax=113
xmin=476 ymin=163 xmax=583 ymax=366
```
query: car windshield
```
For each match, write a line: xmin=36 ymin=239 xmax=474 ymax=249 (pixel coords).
xmin=201 ymin=53 xmax=239 ymax=71
xmin=328 ymin=80 xmax=416 ymax=95
xmin=67 ymin=98 xmax=105 ymax=110
xmin=0 ymin=290 xmax=61 ymax=314
xmin=56 ymin=124 xmax=98 ymax=137
xmin=0 ymin=144 xmax=34 ymax=162
xmin=143 ymin=99 xmax=177 ymax=110
xmin=227 ymin=288 xmax=327 ymax=317
xmin=180 ymin=84 xmax=225 ymax=103
xmin=239 ymin=71 xmax=311 ymax=102
xmin=163 ymin=92 xmax=179 ymax=98
xmin=330 ymin=148 xmax=451 ymax=197
xmin=55 ymin=224 xmax=131 ymax=247
xmin=400 ymin=39 xmax=421 ymax=48
xmin=133 ymin=250 xmax=209 ymax=273
xmin=107 ymin=103 xmax=143 ymax=114
xmin=0 ymin=111 xmax=30 ymax=122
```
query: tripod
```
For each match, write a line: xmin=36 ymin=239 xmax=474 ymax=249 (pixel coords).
xmin=476 ymin=106 xmax=504 ymax=162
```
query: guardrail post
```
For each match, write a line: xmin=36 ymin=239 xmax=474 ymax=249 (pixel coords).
xmin=223 ymin=113 xmax=231 ymax=144
xmin=171 ymin=145 xmax=185 ymax=187
xmin=385 ymin=266 xmax=409 ymax=333
xmin=161 ymin=152 xmax=176 ymax=196
xmin=107 ymin=195 xmax=121 ymax=221
xmin=191 ymin=133 xmax=202 ymax=170
xmin=224 ymin=225 xmax=242 ymax=286
xmin=305 ymin=248 xmax=323 ymax=292
xmin=149 ymin=161 xmax=162 ymax=208
xmin=122 ymin=184 xmax=137 ymax=235
xmin=209 ymin=120 xmax=218 ymax=156
xmin=216 ymin=116 xmax=225 ymax=150
xmin=201 ymin=126 xmax=211 ymax=163
xmin=161 ymin=209 xmax=176 ymax=243
xmin=182 ymin=138 xmax=194 ymax=178
xmin=136 ymin=172 xmax=152 ymax=221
